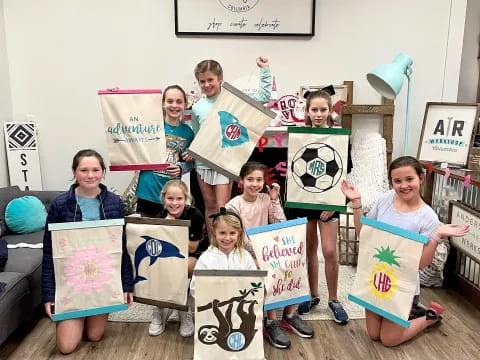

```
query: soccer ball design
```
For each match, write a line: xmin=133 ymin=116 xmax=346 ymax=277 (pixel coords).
xmin=291 ymin=143 xmax=343 ymax=193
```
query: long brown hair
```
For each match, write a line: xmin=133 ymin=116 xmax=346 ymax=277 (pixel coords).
xmin=304 ymin=90 xmax=333 ymax=127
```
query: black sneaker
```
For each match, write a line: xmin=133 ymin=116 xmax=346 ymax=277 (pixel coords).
xmin=328 ymin=300 xmax=349 ymax=325
xmin=281 ymin=313 xmax=314 ymax=338
xmin=297 ymin=296 xmax=320 ymax=315
xmin=263 ymin=320 xmax=290 ymax=349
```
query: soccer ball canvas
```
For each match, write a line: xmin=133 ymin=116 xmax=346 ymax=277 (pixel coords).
xmin=286 ymin=128 xmax=350 ymax=211
xmin=291 ymin=143 xmax=343 ymax=193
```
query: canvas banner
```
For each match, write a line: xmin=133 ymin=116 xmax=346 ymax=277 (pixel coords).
xmin=349 ymin=217 xmax=429 ymax=328
xmin=50 ymin=219 xmax=127 ymax=321
xmin=98 ymin=89 xmax=167 ymax=171
xmin=126 ymin=217 xmax=190 ymax=310
xmin=286 ymin=127 xmax=350 ymax=212
xmin=186 ymin=82 xmax=276 ymax=180
xmin=246 ymin=218 xmax=310 ymax=311
xmin=194 ymin=269 xmax=267 ymax=360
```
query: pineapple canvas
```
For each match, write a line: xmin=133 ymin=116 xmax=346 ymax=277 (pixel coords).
xmin=349 ymin=217 xmax=429 ymax=328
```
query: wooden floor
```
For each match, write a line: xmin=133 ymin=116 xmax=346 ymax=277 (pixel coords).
xmin=1 ymin=288 xmax=480 ymax=360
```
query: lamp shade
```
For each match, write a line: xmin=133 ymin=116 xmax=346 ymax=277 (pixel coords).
xmin=366 ymin=53 xmax=413 ymax=99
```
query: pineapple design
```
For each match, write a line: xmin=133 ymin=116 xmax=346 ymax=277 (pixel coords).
xmin=368 ymin=246 xmax=400 ymax=300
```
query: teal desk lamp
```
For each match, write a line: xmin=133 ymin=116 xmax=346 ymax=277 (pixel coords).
xmin=366 ymin=53 xmax=413 ymax=155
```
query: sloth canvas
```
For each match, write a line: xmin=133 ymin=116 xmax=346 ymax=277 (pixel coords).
xmin=194 ymin=269 xmax=267 ymax=360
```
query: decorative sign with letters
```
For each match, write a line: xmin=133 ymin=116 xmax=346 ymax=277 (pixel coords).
xmin=194 ymin=269 xmax=267 ymax=360
xmin=449 ymin=201 xmax=480 ymax=262
xmin=286 ymin=127 xmax=350 ymax=212
xmin=349 ymin=217 xmax=428 ymax=328
xmin=4 ymin=122 xmax=43 ymax=190
xmin=175 ymin=0 xmax=316 ymax=36
xmin=126 ymin=217 xmax=190 ymax=310
xmin=186 ymin=82 xmax=275 ymax=180
xmin=246 ymin=218 xmax=310 ymax=311
xmin=98 ymin=89 xmax=167 ymax=171
xmin=418 ymin=102 xmax=480 ymax=166
xmin=50 ymin=219 xmax=127 ymax=321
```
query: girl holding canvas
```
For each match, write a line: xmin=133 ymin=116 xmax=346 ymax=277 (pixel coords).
xmin=191 ymin=57 xmax=272 ymax=236
xmin=341 ymin=156 xmax=469 ymax=346
xmin=226 ymin=161 xmax=314 ymax=349
xmin=42 ymin=149 xmax=134 ymax=354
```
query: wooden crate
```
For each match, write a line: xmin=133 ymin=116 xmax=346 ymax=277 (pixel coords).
xmin=337 ymin=211 xmax=358 ymax=265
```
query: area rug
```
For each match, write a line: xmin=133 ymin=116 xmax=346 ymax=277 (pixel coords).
xmin=108 ymin=264 xmax=365 ymax=322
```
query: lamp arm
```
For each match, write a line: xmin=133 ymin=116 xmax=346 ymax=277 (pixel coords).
xmin=403 ymin=67 xmax=413 ymax=156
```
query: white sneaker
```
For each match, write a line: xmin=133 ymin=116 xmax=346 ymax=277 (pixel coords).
xmin=179 ymin=309 xmax=194 ymax=337
xmin=149 ymin=307 xmax=172 ymax=336
xmin=168 ymin=309 xmax=180 ymax=323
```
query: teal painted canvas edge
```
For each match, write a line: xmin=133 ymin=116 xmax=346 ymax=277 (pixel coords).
xmin=360 ymin=216 xmax=429 ymax=244
xmin=348 ymin=294 xmax=410 ymax=328
xmin=49 ymin=218 xmax=125 ymax=231
xmin=285 ymin=201 xmax=347 ymax=212
xmin=52 ymin=303 xmax=127 ymax=322
xmin=263 ymin=295 xmax=311 ymax=311
xmin=245 ymin=218 xmax=307 ymax=236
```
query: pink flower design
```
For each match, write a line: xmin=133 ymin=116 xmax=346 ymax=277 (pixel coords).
xmin=64 ymin=247 xmax=115 ymax=295
xmin=59 ymin=237 xmax=67 ymax=248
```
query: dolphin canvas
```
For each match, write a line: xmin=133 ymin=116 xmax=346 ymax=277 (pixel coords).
xmin=126 ymin=216 xmax=190 ymax=310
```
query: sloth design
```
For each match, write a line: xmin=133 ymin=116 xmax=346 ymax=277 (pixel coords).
xmin=198 ymin=299 xmax=257 ymax=352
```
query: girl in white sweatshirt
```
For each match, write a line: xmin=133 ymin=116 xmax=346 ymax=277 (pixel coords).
xmin=190 ymin=208 xmax=256 ymax=296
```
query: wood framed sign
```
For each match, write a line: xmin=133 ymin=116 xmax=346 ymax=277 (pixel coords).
xmin=174 ymin=0 xmax=316 ymax=36
xmin=448 ymin=201 xmax=480 ymax=263
xmin=4 ymin=122 xmax=43 ymax=190
xmin=417 ymin=102 xmax=480 ymax=166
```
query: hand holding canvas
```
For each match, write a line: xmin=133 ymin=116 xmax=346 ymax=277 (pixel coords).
xmin=266 ymin=183 xmax=280 ymax=201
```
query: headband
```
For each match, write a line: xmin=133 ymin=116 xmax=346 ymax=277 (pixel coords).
xmin=209 ymin=207 xmax=244 ymax=228
xmin=303 ymin=84 xmax=336 ymax=99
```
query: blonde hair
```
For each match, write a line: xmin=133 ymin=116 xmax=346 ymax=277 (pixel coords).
xmin=161 ymin=179 xmax=190 ymax=202
xmin=305 ymin=90 xmax=333 ymax=127
xmin=210 ymin=211 xmax=246 ymax=254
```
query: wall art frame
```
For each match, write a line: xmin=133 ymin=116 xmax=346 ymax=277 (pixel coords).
xmin=174 ymin=0 xmax=316 ymax=37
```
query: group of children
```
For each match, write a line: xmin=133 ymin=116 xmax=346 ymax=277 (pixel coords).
xmin=41 ymin=56 xmax=470 ymax=354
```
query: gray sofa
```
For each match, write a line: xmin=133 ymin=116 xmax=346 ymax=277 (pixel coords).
xmin=0 ymin=185 xmax=62 ymax=345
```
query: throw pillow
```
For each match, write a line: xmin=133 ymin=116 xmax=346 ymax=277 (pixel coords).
xmin=5 ymin=196 xmax=47 ymax=234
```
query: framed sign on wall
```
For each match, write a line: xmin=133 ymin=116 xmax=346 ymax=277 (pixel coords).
xmin=174 ymin=0 xmax=316 ymax=36
xmin=449 ymin=201 xmax=480 ymax=263
xmin=417 ymin=102 xmax=480 ymax=166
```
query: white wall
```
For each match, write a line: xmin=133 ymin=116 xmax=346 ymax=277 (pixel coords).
xmin=0 ymin=0 xmax=12 ymax=187
xmin=458 ymin=0 xmax=480 ymax=102
xmin=1 ymin=0 xmax=467 ymax=192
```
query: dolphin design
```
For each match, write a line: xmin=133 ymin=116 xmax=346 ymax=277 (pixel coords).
xmin=133 ymin=235 xmax=185 ymax=284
